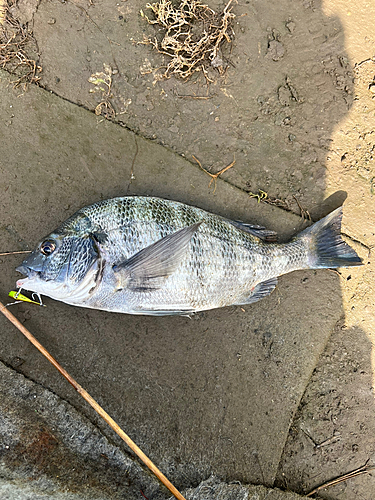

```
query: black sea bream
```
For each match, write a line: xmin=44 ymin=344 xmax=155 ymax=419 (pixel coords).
xmin=16 ymin=197 xmax=362 ymax=315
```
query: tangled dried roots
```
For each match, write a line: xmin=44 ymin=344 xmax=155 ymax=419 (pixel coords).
xmin=0 ymin=0 xmax=41 ymax=88
xmin=140 ymin=0 xmax=236 ymax=81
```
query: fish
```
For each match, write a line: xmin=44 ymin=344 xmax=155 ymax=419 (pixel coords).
xmin=16 ymin=196 xmax=362 ymax=315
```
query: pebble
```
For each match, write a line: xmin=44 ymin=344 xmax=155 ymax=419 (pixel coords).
xmin=267 ymin=40 xmax=285 ymax=62
xmin=286 ymin=21 xmax=296 ymax=33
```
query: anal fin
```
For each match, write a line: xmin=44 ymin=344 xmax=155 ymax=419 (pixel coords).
xmin=234 ymin=278 xmax=278 ymax=305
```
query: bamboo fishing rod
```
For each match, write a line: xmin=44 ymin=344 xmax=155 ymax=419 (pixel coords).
xmin=0 ymin=300 xmax=186 ymax=500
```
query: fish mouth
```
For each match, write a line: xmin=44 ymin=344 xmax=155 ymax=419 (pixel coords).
xmin=16 ymin=266 xmax=40 ymax=287
xmin=16 ymin=264 xmax=31 ymax=276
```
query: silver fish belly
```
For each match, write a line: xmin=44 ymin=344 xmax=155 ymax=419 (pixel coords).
xmin=16 ymin=197 xmax=362 ymax=315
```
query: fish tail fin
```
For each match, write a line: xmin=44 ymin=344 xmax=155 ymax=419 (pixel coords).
xmin=301 ymin=207 xmax=362 ymax=268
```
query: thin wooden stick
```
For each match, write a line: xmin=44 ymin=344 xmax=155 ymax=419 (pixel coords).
xmin=192 ymin=154 xmax=235 ymax=194
xmin=0 ymin=251 xmax=31 ymax=256
xmin=306 ymin=461 xmax=375 ymax=497
xmin=0 ymin=301 xmax=187 ymax=500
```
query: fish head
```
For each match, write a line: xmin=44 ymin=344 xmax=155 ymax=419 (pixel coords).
xmin=16 ymin=214 xmax=103 ymax=303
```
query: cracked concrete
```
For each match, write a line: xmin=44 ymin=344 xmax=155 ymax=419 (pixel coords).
xmin=0 ymin=0 xmax=375 ymax=498
xmin=0 ymin=70 xmax=341 ymax=491
xmin=0 ymin=360 xmax=307 ymax=500
xmin=0 ymin=360 xmax=166 ymax=500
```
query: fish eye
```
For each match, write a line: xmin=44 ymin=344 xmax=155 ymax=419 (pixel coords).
xmin=40 ymin=240 xmax=56 ymax=256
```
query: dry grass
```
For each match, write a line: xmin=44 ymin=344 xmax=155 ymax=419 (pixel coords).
xmin=0 ymin=0 xmax=41 ymax=88
xmin=140 ymin=0 xmax=236 ymax=81
xmin=88 ymin=63 xmax=116 ymax=120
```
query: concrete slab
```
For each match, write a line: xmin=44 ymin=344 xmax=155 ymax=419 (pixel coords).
xmin=0 ymin=361 xmax=309 ymax=500
xmin=31 ymin=0 xmax=354 ymax=217
xmin=0 ymin=70 xmax=346 ymax=492
xmin=176 ymin=477 xmax=308 ymax=500
xmin=0 ymin=361 xmax=165 ymax=500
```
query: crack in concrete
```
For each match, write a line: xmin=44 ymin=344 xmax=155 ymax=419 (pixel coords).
xmin=341 ymin=232 xmax=372 ymax=251
xmin=3 ymin=68 xmax=311 ymax=226
xmin=2 ymin=68 xmax=305 ymax=224
xmin=273 ymin=314 xmax=346 ymax=488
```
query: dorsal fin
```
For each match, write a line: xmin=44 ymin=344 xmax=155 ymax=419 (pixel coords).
xmin=229 ymin=220 xmax=278 ymax=242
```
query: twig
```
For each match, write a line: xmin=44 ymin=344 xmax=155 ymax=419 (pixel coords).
xmin=262 ymin=196 xmax=290 ymax=211
xmin=176 ymin=94 xmax=213 ymax=99
xmin=192 ymin=155 xmax=235 ymax=194
xmin=293 ymin=195 xmax=311 ymax=221
xmin=306 ymin=461 xmax=375 ymax=497
xmin=315 ymin=434 xmax=340 ymax=449
xmin=0 ymin=250 xmax=30 ymax=256
xmin=0 ymin=301 xmax=187 ymax=500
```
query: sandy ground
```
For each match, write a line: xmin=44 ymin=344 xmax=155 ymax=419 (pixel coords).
xmin=0 ymin=0 xmax=374 ymax=498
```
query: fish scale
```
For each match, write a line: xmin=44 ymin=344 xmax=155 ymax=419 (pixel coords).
xmin=16 ymin=197 xmax=362 ymax=315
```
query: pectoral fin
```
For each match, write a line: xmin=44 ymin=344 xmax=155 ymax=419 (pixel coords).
xmin=113 ymin=223 xmax=202 ymax=291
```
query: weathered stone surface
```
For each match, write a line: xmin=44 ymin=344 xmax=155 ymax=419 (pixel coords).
xmin=0 ymin=71 xmax=344 ymax=492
